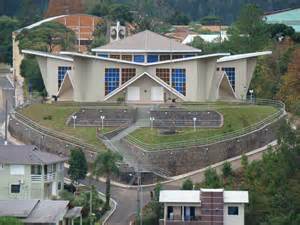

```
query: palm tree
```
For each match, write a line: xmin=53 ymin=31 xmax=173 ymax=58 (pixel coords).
xmin=93 ymin=150 xmax=122 ymax=209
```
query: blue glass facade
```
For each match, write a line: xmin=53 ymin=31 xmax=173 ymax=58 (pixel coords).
xmin=147 ymin=55 xmax=159 ymax=63
xmin=58 ymin=66 xmax=71 ymax=89
xmin=171 ymin=69 xmax=186 ymax=96
xmin=222 ymin=67 xmax=235 ymax=91
xmin=105 ymin=68 xmax=120 ymax=95
xmin=134 ymin=55 xmax=145 ymax=63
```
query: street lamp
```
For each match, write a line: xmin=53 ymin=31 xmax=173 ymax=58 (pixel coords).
xmin=149 ymin=117 xmax=155 ymax=130
xmin=71 ymin=115 xmax=77 ymax=128
xmin=100 ymin=115 xmax=105 ymax=130
xmin=249 ymin=89 xmax=254 ymax=102
xmin=193 ymin=117 xmax=197 ymax=131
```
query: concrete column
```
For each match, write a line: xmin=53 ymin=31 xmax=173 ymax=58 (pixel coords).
xmin=182 ymin=206 xmax=184 ymax=221
xmin=164 ymin=204 xmax=167 ymax=225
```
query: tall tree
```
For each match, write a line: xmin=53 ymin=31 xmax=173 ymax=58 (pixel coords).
xmin=93 ymin=150 xmax=122 ymax=209
xmin=68 ymin=148 xmax=88 ymax=184
xmin=0 ymin=16 xmax=19 ymax=64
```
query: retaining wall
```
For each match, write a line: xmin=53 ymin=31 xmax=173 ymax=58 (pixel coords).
xmin=8 ymin=116 xmax=97 ymax=162
xmin=121 ymin=118 xmax=284 ymax=176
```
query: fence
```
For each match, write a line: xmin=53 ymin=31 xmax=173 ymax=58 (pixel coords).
xmin=125 ymin=99 xmax=286 ymax=151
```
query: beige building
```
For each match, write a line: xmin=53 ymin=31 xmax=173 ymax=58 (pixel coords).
xmin=159 ymin=189 xmax=249 ymax=225
xmin=22 ymin=30 xmax=271 ymax=103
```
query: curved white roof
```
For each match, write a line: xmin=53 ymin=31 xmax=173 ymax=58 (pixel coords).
xmin=217 ymin=51 xmax=272 ymax=63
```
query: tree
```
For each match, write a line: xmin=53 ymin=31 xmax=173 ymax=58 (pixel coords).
xmin=181 ymin=179 xmax=193 ymax=190
xmin=93 ymin=150 xmax=122 ymax=209
xmin=203 ymin=167 xmax=221 ymax=188
xmin=200 ymin=16 xmax=221 ymax=25
xmin=0 ymin=16 xmax=19 ymax=64
xmin=222 ymin=161 xmax=233 ymax=178
xmin=17 ymin=0 xmax=43 ymax=27
xmin=17 ymin=21 xmax=76 ymax=53
xmin=68 ymin=148 xmax=88 ymax=184
xmin=0 ymin=217 xmax=23 ymax=225
xmin=167 ymin=11 xmax=190 ymax=25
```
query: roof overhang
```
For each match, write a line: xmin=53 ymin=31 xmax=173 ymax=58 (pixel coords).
xmin=60 ymin=51 xmax=229 ymax=66
xmin=217 ymin=51 xmax=272 ymax=63
xmin=103 ymin=72 xmax=186 ymax=101
xmin=22 ymin=49 xmax=74 ymax=62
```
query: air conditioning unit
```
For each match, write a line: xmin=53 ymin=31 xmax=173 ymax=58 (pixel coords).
xmin=110 ymin=21 xmax=126 ymax=42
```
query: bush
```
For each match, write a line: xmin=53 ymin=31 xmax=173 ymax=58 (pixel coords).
xmin=204 ymin=168 xmax=222 ymax=188
xmin=222 ymin=161 xmax=233 ymax=178
xmin=0 ymin=217 xmax=23 ymax=225
xmin=181 ymin=179 xmax=194 ymax=190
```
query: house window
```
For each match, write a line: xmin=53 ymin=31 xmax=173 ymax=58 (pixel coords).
xmin=97 ymin=53 xmax=108 ymax=58
xmin=156 ymin=68 xmax=170 ymax=84
xmin=121 ymin=55 xmax=132 ymax=61
xmin=11 ymin=184 xmax=21 ymax=193
xmin=184 ymin=54 xmax=196 ymax=58
xmin=52 ymin=164 xmax=56 ymax=173
xmin=172 ymin=55 xmax=183 ymax=60
xmin=160 ymin=55 xmax=171 ymax=61
xmin=122 ymin=68 xmax=136 ymax=84
xmin=134 ymin=55 xmax=145 ymax=63
xmin=172 ymin=69 xmax=186 ymax=96
xmin=147 ymin=55 xmax=159 ymax=63
xmin=10 ymin=165 xmax=25 ymax=175
xmin=58 ymin=182 xmax=62 ymax=190
xmin=228 ymin=206 xmax=239 ymax=215
xmin=222 ymin=67 xmax=235 ymax=91
xmin=110 ymin=55 xmax=120 ymax=59
xmin=58 ymin=66 xmax=72 ymax=89
xmin=105 ymin=68 xmax=120 ymax=95
xmin=31 ymin=165 xmax=42 ymax=175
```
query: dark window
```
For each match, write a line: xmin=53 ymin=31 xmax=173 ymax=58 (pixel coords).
xmin=31 ymin=165 xmax=42 ymax=175
xmin=58 ymin=66 xmax=72 ymax=89
xmin=184 ymin=54 xmax=196 ymax=58
xmin=121 ymin=55 xmax=133 ymax=61
xmin=172 ymin=55 xmax=184 ymax=60
xmin=58 ymin=182 xmax=62 ymax=190
xmin=105 ymin=68 xmax=120 ymax=95
xmin=11 ymin=184 xmax=20 ymax=193
xmin=110 ymin=55 xmax=120 ymax=59
xmin=147 ymin=55 xmax=159 ymax=63
xmin=160 ymin=55 xmax=171 ymax=61
xmin=76 ymin=39 xmax=92 ymax=45
xmin=222 ymin=67 xmax=235 ymax=91
xmin=172 ymin=68 xmax=186 ymax=96
xmin=167 ymin=206 xmax=174 ymax=220
xmin=156 ymin=68 xmax=170 ymax=84
xmin=134 ymin=55 xmax=145 ymax=63
xmin=228 ymin=206 xmax=239 ymax=215
xmin=122 ymin=68 xmax=136 ymax=84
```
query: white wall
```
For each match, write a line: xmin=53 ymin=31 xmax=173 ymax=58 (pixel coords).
xmin=224 ymin=203 xmax=245 ymax=225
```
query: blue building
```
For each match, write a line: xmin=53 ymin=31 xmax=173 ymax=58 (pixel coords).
xmin=264 ymin=8 xmax=300 ymax=32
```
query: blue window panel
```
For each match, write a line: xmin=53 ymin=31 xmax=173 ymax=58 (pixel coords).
xmin=57 ymin=66 xmax=71 ymax=89
xmin=105 ymin=68 xmax=120 ymax=95
xmin=134 ymin=55 xmax=145 ymax=63
xmin=147 ymin=55 xmax=159 ymax=63
xmin=97 ymin=53 xmax=109 ymax=58
xmin=184 ymin=54 xmax=195 ymax=58
xmin=171 ymin=69 xmax=186 ymax=96
xmin=222 ymin=67 xmax=235 ymax=91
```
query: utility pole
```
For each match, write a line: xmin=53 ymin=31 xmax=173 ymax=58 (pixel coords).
xmin=4 ymin=99 xmax=8 ymax=145
xmin=90 ymin=189 xmax=93 ymax=225
xmin=136 ymin=163 xmax=143 ymax=225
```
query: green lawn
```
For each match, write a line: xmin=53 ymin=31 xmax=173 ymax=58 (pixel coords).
xmin=128 ymin=105 xmax=278 ymax=148
xmin=18 ymin=104 xmax=108 ymax=150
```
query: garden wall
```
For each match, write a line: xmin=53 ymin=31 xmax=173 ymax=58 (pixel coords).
xmin=121 ymin=118 xmax=284 ymax=176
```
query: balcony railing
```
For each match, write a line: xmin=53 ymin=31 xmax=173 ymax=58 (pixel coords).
xmin=31 ymin=173 xmax=56 ymax=182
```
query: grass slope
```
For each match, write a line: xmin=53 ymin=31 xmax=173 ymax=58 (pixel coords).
xmin=129 ymin=105 xmax=277 ymax=147
xmin=19 ymin=104 xmax=108 ymax=150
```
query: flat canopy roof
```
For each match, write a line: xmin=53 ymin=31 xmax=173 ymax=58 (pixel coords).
xmin=217 ymin=51 xmax=272 ymax=63
xmin=92 ymin=30 xmax=202 ymax=53
xmin=159 ymin=190 xmax=201 ymax=203
xmin=22 ymin=49 xmax=73 ymax=62
xmin=0 ymin=200 xmax=38 ymax=217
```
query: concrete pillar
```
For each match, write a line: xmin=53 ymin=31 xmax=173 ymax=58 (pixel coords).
xmin=163 ymin=204 xmax=167 ymax=225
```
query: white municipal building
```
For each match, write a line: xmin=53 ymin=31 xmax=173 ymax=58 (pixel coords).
xmin=23 ymin=30 xmax=271 ymax=103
